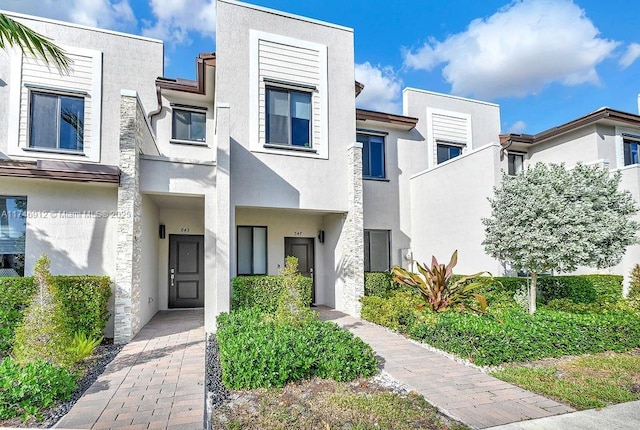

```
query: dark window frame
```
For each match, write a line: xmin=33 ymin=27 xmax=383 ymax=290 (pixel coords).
xmin=357 ymin=132 xmax=387 ymax=179
xmin=364 ymin=229 xmax=391 ymax=272
xmin=171 ymin=108 xmax=207 ymax=143
xmin=265 ymin=86 xmax=312 ymax=148
xmin=28 ymin=90 xmax=85 ymax=152
xmin=236 ymin=226 xmax=268 ymax=275
xmin=0 ymin=195 xmax=27 ymax=277
xmin=624 ymin=138 xmax=640 ymax=166
xmin=508 ymin=152 xmax=525 ymax=175
xmin=436 ymin=142 xmax=464 ymax=164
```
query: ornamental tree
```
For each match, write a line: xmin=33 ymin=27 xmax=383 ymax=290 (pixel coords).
xmin=482 ymin=163 xmax=639 ymax=313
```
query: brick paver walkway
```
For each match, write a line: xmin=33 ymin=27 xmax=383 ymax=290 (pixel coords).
xmin=318 ymin=307 xmax=574 ymax=429
xmin=56 ymin=310 xmax=205 ymax=430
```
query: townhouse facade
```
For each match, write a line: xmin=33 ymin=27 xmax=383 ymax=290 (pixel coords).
xmin=1 ymin=0 xmax=639 ymax=342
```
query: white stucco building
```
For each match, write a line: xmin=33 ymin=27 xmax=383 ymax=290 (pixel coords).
xmin=1 ymin=0 xmax=640 ymax=342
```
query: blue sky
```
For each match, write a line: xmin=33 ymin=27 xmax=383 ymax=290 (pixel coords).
xmin=2 ymin=0 xmax=639 ymax=135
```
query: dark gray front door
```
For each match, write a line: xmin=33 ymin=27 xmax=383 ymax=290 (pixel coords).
xmin=284 ymin=237 xmax=315 ymax=303
xmin=169 ymin=234 xmax=204 ymax=308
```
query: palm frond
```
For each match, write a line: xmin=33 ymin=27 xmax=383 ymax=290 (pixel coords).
xmin=0 ymin=13 xmax=71 ymax=74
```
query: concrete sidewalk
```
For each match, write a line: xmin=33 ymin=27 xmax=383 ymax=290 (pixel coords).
xmin=486 ymin=400 xmax=640 ymax=429
xmin=319 ymin=307 xmax=574 ymax=429
xmin=56 ymin=310 xmax=205 ymax=430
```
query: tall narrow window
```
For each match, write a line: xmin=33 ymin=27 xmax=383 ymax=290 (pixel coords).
xmin=357 ymin=133 xmax=386 ymax=179
xmin=172 ymin=109 xmax=206 ymax=142
xmin=436 ymin=143 xmax=463 ymax=164
xmin=237 ymin=226 xmax=267 ymax=275
xmin=29 ymin=92 xmax=84 ymax=151
xmin=508 ymin=153 xmax=525 ymax=175
xmin=0 ymin=196 xmax=27 ymax=277
xmin=624 ymin=138 xmax=640 ymax=166
xmin=364 ymin=230 xmax=391 ymax=272
xmin=266 ymin=87 xmax=311 ymax=147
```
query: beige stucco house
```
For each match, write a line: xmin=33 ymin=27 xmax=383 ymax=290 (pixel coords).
xmin=2 ymin=0 xmax=640 ymax=342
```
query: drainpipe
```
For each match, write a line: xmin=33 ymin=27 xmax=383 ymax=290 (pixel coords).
xmin=147 ymin=84 xmax=163 ymax=122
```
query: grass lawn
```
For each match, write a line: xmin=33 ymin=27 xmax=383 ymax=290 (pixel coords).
xmin=491 ymin=349 xmax=640 ymax=410
xmin=212 ymin=377 xmax=467 ymax=430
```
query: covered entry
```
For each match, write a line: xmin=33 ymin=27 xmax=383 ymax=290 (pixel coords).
xmin=168 ymin=234 xmax=205 ymax=308
xmin=284 ymin=237 xmax=315 ymax=302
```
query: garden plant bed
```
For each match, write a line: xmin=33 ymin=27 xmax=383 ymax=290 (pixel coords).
xmin=212 ymin=376 xmax=467 ymax=430
xmin=492 ymin=348 xmax=640 ymax=410
xmin=0 ymin=341 xmax=121 ymax=428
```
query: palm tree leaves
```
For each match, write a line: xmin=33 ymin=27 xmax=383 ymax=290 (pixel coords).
xmin=0 ymin=13 xmax=71 ymax=74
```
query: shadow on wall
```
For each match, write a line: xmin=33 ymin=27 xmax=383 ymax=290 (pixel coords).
xmin=230 ymin=139 xmax=300 ymax=208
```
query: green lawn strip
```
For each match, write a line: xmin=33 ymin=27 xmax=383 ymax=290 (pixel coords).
xmin=215 ymin=378 xmax=464 ymax=430
xmin=491 ymin=352 xmax=640 ymax=410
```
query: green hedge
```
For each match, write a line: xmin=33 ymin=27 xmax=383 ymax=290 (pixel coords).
xmin=458 ymin=274 xmax=623 ymax=305
xmin=216 ymin=308 xmax=378 ymax=389
xmin=0 ymin=276 xmax=112 ymax=352
xmin=231 ymin=275 xmax=312 ymax=313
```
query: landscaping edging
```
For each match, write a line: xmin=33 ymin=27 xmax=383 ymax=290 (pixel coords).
xmin=205 ymin=334 xmax=229 ymax=430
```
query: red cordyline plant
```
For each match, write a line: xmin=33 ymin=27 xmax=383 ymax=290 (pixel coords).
xmin=391 ymin=250 xmax=493 ymax=314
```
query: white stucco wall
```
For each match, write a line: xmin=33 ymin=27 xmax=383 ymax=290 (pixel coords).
xmin=0 ymin=11 xmax=163 ymax=166
xmin=140 ymin=195 xmax=160 ymax=327
xmin=409 ymin=144 xmax=505 ymax=275
xmin=527 ymin=126 xmax=600 ymax=167
xmin=216 ymin=0 xmax=355 ymax=212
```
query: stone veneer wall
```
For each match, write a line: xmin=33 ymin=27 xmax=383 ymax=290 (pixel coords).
xmin=114 ymin=91 xmax=143 ymax=343
xmin=342 ymin=142 xmax=365 ymax=316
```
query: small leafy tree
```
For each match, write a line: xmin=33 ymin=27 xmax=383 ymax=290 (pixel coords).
xmin=391 ymin=250 xmax=493 ymax=314
xmin=12 ymin=255 xmax=74 ymax=368
xmin=629 ymin=264 xmax=640 ymax=299
xmin=483 ymin=163 xmax=639 ymax=313
xmin=274 ymin=256 xmax=316 ymax=326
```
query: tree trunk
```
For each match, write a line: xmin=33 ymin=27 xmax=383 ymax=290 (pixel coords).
xmin=529 ymin=271 xmax=537 ymax=314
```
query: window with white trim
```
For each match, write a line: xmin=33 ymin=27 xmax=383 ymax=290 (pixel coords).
xmin=364 ymin=230 xmax=391 ymax=272
xmin=29 ymin=91 xmax=84 ymax=151
xmin=172 ymin=108 xmax=206 ymax=143
xmin=437 ymin=142 xmax=463 ymax=164
xmin=266 ymin=87 xmax=312 ymax=147
xmin=237 ymin=226 xmax=267 ymax=275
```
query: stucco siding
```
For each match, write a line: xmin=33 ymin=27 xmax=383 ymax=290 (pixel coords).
xmin=527 ymin=125 xmax=600 ymax=167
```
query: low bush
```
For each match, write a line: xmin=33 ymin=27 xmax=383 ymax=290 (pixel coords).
xmin=0 ymin=308 xmax=22 ymax=353
xmin=232 ymin=275 xmax=312 ymax=313
xmin=364 ymin=272 xmax=405 ymax=297
xmin=360 ymin=291 xmax=424 ymax=332
xmin=0 ymin=357 xmax=77 ymax=420
xmin=217 ymin=308 xmax=377 ymax=389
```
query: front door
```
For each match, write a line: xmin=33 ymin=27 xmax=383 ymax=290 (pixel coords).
xmin=284 ymin=237 xmax=315 ymax=303
xmin=168 ymin=234 xmax=205 ymax=308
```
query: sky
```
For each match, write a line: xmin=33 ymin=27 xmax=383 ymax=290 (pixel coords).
xmin=1 ymin=0 xmax=639 ymax=135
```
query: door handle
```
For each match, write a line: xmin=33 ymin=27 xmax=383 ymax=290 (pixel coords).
xmin=170 ymin=268 xmax=175 ymax=287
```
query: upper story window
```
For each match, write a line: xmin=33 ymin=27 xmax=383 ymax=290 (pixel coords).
xmin=266 ymin=87 xmax=312 ymax=147
xmin=172 ymin=108 xmax=206 ymax=143
xmin=624 ymin=138 xmax=640 ymax=166
xmin=357 ymin=133 xmax=386 ymax=179
xmin=29 ymin=91 xmax=84 ymax=151
xmin=437 ymin=142 xmax=463 ymax=164
xmin=508 ymin=152 xmax=525 ymax=175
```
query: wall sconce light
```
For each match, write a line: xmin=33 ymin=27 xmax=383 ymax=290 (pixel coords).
xmin=318 ymin=230 xmax=325 ymax=243
xmin=159 ymin=224 xmax=166 ymax=239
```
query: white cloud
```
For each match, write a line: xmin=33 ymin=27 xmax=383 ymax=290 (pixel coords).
xmin=403 ymin=0 xmax=619 ymax=100
xmin=620 ymin=43 xmax=640 ymax=69
xmin=0 ymin=0 xmax=137 ymax=31
xmin=142 ymin=0 xmax=215 ymax=46
xmin=354 ymin=62 xmax=402 ymax=114
xmin=506 ymin=120 xmax=527 ymax=134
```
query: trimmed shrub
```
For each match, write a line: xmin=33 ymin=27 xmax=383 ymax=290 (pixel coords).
xmin=360 ymin=291 xmax=424 ymax=332
xmin=0 ymin=357 xmax=77 ymax=420
xmin=0 ymin=275 xmax=111 ymax=352
xmin=364 ymin=272 xmax=395 ymax=297
xmin=217 ymin=308 xmax=377 ymax=389
xmin=13 ymin=256 xmax=74 ymax=368
xmin=232 ymin=275 xmax=312 ymax=313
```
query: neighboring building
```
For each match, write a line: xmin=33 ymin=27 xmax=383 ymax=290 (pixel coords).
xmin=1 ymin=0 xmax=639 ymax=342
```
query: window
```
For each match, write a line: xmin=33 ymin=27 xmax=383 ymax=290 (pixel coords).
xmin=0 ymin=196 xmax=26 ymax=277
xmin=364 ymin=230 xmax=390 ymax=272
xmin=237 ymin=226 xmax=267 ymax=275
xmin=624 ymin=138 xmax=640 ymax=166
xmin=436 ymin=143 xmax=463 ymax=164
xmin=172 ymin=109 xmax=206 ymax=142
xmin=508 ymin=153 xmax=525 ymax=175
xmin=29 ymin=91 xmax=84 ymax=151
xmin=266 ymin=87 xmax=312 ymax=147
xmin=357 ymin=133 xmax=386 ymax=179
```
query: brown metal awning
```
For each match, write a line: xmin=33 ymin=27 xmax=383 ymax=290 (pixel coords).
xmin=0 ymin=160 xmax=120 ymax=184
